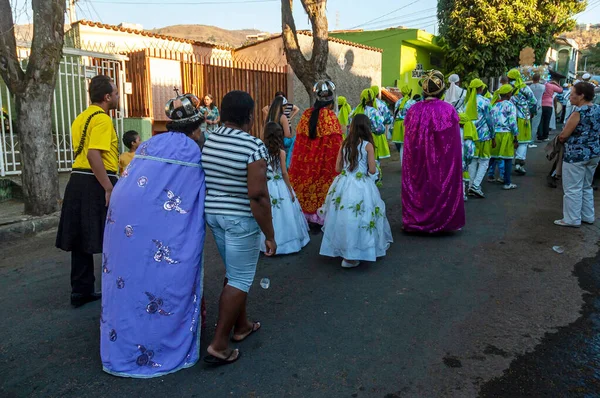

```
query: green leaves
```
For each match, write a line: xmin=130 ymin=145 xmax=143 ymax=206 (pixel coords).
xmin=438 ymin=0 xmax=586 ymax=77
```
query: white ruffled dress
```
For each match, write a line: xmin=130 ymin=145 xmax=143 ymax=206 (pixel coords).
xmin=319 ymin=141 xmax=393 ymax=261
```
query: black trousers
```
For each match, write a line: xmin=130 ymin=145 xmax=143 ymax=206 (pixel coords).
xmin=71 ymin=251 xmax=95 ymax=295
xmin=541 ymin=106 xmax=554 ymax=140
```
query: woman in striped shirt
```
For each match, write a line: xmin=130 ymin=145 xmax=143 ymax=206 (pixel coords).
xmin=202 ymin=90 xmax=276 ymax=365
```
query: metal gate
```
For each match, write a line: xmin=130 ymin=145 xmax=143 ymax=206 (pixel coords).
xmin=0 ymin=47 xmax=128 ymax=177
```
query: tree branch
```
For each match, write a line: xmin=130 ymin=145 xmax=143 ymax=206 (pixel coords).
xmin=282 ymin=0 xmax=310 ymax=77
xmin=26 ymin=0 xmax=66 ymax=87
xmin=0 ymin=0 xmax=26 ymax=94
xmin=302 ymin=0 xmax=329 ymax=74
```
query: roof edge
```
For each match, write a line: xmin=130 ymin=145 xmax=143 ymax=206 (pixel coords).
xmin=72 ymin=20 xmax=234 ymax=50
xmin=235 ymin=31 xmax=383 ymax=53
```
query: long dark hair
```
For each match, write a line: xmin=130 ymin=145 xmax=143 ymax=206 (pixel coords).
xmin=309 ymin=99 xmax=333 ymax=139
xmin=266 ymin=96 xmax=285 ymax=124
xmin=263 ymin=121 xmax=284 ymax=170
xmin=343 ymin=114 xmax=374 ymax=172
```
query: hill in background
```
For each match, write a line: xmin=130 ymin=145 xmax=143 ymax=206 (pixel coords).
xmin=150 ymin=25 xmax=264 ymax=47
xmin=564 ymin=25 xmax=600 ymax=49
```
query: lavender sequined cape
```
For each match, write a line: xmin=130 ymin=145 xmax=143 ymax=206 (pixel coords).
xmin=101 ymin=133 xmax=206 ymax=378
xmin=402 ymin=99 xmax=465 ymax=233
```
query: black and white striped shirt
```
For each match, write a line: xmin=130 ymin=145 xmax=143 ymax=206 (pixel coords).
xmin=202 ymin=126 xmax=269 ymax=217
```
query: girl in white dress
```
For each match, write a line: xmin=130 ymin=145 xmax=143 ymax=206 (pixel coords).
xmin=260 ymin=122 xmax=310 ymax=255
xmin=319 ymin=114 xmax=393 ymax=268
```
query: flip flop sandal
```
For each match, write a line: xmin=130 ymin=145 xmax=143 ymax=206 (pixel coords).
xmin=231 ymin=322 xmax=261 ymax=343
xmin=554 ymin=220 xmax=580 ymax=228
xmin=204 ymin=349 xmax=241 ymax=366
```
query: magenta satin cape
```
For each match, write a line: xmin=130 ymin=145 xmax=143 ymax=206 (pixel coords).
xmin=402 ymin=98 xmax=465 ymax=233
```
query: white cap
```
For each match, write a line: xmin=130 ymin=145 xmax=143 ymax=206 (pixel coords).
xmin=582 ymin=73 xmax=591 ymax=80
xmin=448 ymin=74 xmax=460 ymax=83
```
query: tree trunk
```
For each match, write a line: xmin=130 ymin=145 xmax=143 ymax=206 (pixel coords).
xmin=0 ymin=0 xmax=65 ymax=216
xmin=16 ymin=86 xmax=60 ymax=215
xmin=281 ymin=0 xmax=329 ymax=104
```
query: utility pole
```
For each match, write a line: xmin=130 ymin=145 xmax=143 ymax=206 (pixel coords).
xmin=67 ymin=0 xmax=78 ymax=26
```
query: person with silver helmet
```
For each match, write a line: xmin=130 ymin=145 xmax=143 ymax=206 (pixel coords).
xmin=289 ymin=79 xmax=344 ymax=226
xmin=100 ymin=93 xmax=207 ymax=377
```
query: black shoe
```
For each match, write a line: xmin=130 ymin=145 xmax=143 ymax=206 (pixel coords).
xmin=71 ymin=292 xmax=102 ymax=308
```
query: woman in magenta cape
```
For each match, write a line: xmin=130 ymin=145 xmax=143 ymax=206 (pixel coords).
xmin=402 ymin=70 xmax=465 ymax=233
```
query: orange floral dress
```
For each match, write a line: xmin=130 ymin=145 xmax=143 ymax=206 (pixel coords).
xmin=289 ymin=107 xmax=343 ymax=224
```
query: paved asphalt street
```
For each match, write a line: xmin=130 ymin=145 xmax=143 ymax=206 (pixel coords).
xmin=0 ymin=142 xmax=599 ymax=398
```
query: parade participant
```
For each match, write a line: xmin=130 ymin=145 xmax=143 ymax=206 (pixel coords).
xmin=391 ymin=85 xmax=415 ymax=163
xmin=119 ymin=130 xmax=140 ymax=175
xmin=202 ymin=90 xmax=275 ymax=365
xmin=402 ymin=70 xmax=465 ymax=233
xmin=555 ymin=82 xmax=600 ymax=227
xmin=529 ymin=74 xmax=545 ymax=142
xmin=507 ymin=69 xmax=537 ymax=175
xmin=337 ymin=96 xmax=352 ymax=135
xmin=459 ymin=91 xmax=478 ymax=201
xmin=349 ymin=88 xmax=388 ymax=159
xmin=444 ymin=74 xmax=473 ymax=199
xmin=488 ymin=76 xmax=510 ymax=182
xmin=199 ymin=94 xmax=220 ymax=140
xmin=371 ymin=85 xmax=394 ymax=132
xmin=490 ymin=84 xmax=520 ymax=190
xmin=289 ymin=80 xmax=343 ymax=225
xmin=56 ymin=75 xmax=119 ymax=308
xmin=262 ymin=91 xmax=300 ymax=122
xmin=540 ymin=71 xmax=564 ymax=141
xmin=260 ymin=122 xmax=309 ymax=254
xmin=263 ymin=92 xmax=300 ymax=168
xmin=444 ymin=74 xmax=467 ymax=110
xmin=101 ymin=93 xmax=207 ymax=377
xmin=319 ymin=114 xmax=393 ymax=268
xmin=466 ymin=79 xmax=495 ymax=198
xmin=265 ymin=95 xmax=292 ymax=147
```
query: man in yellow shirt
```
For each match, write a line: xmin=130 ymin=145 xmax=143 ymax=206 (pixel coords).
xmin=56 ymin=75 xmax=120 ymax=308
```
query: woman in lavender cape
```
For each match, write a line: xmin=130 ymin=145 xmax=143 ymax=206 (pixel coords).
xmin=101 ymin=93 xmax=206 ymax=378
xmin=402 ymin=70 xmax=465 ymax=233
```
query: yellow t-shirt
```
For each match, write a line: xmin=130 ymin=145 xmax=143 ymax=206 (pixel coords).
xmin=71 ymin=105 xmax=119 ymax=173
xmin=119 ymin=151 xmax=134 ymax=174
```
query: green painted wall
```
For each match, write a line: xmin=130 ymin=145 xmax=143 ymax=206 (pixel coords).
xmin=331 ymin=29 xmax=443 ymax=94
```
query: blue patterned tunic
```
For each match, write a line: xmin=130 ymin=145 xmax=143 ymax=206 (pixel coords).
xmin=510 ymin=85 xmax=537 ymax=120
xmin=393 ymin=99 xmax=416 ymax=121
xmin=564 ymin=104 xmax=600 ymax=164
xmin=375 ymin=98 xmax=393 ymax=125
xmin=349 ymin=106 xmax=385 ymax=135
xmin=475 ymin=95 xmax=495 ymax=141
xmin=491 ymin=100 xmax=519 ymax=136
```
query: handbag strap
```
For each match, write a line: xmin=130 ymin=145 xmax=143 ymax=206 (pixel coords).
xmin=74 ymin=110 xmax=105 ymax=159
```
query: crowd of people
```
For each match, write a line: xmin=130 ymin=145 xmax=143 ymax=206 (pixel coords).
xmin=54 ymin=68 xmax=600 ymax=377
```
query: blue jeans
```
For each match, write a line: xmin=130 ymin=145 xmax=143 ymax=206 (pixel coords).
xmin=206 ymin=214 xmax=260 ymax=293
xmin=488 ymin=158 xmax=505 ymax=178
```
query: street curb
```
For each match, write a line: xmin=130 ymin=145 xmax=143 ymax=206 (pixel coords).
xmin=0 ymin=212 xmax=59 ymax=242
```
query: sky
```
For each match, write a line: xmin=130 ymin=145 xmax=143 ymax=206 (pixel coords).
xmin=11 ymin=0 xmax=600 ymax=35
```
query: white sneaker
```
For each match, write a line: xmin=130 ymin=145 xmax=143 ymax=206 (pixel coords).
xmin=341 ymin=259 xmax=360 ymax=268
xmin=469 ymin=186 xmax=485 ymax=198
xmin=503 ymin=183 xmax=517 ymax=190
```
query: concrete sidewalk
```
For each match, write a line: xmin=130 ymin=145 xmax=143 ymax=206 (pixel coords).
xmin=0 ymin=173 xmax=70 ymax=242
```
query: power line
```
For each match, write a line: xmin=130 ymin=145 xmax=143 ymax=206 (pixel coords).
xmin=84 ymin=0 xmax=104 ymax=23
xmin=365 ymin=14 xmax=438 ymax=31
xmin=360 ymin=7 xmax=437 ymax=28
xmin=349 ymin=0 xmax=421 ymax=29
